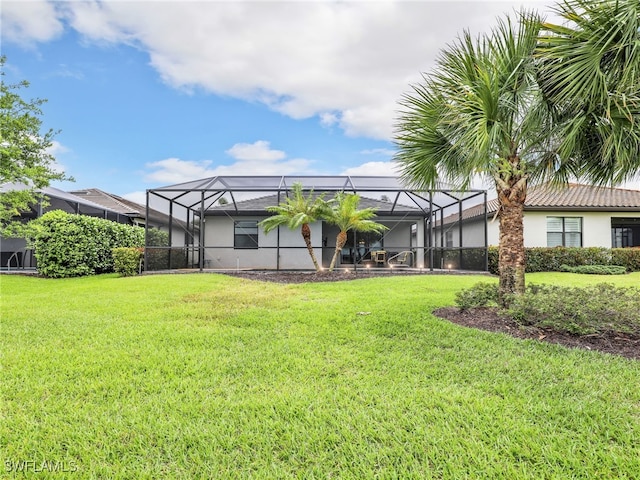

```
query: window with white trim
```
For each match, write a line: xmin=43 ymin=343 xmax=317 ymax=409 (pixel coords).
xmin=547 ymin=217 xmax=582 ymax=247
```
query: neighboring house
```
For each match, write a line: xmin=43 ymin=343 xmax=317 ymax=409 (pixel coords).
xmin=0 ymin=184 xmax=180 ymax=270
xmin=1 ymin=183 xmax=132 ymax=269
xmin=146 ymin=175 xmax=489 ymax=271
xmin=438 ymin=183 xmax=640 ymax=249
xmin=68 ymin=188 xmax=172 ymax=231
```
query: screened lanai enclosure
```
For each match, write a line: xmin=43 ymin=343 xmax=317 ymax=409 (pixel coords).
xmin=145 ymin=176 xmax=488 ymax=272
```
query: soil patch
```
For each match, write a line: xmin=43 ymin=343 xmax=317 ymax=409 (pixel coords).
xmin=434 ymin=306 xmax=639 ymax=360
xmin=223 ymin=270 xmax=639 ymax=360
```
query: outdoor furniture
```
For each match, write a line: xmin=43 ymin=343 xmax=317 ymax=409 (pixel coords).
xmin=388 ymin=250 xmax=413 ymax=267
xmin=372 ymin=250 xmax=387 ymax=266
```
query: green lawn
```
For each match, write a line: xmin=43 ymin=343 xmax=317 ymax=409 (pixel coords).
xmin=2 ymin=272 xmax=639 ymax=479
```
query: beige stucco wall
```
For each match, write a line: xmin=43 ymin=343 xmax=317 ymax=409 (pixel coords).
xmin=484 ymin=210 xmax=640 ymax=247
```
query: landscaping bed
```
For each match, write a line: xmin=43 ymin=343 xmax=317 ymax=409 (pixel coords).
xmin=225 ymin=271 xmax=640 ymax=360
xmin=434 ymin=306 xmax=640 ymax=361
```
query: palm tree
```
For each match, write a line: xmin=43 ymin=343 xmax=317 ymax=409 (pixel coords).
xmin=259 ymin=183 xmax=328 ymax=271
xmin=324 ymin=192 xmax=387 ymax=271
xmin=395 ymin=2 xmax=640 ymax=305
xmin=537 ymin=0 xmax=640 ymax=187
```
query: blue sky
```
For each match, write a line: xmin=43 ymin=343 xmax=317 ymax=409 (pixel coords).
xmin=11 ymin=0 xmax=632 ymax=205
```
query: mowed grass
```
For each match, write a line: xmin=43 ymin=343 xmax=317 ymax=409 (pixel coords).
xmin=2 ymin=272 xmax=639 ymax=479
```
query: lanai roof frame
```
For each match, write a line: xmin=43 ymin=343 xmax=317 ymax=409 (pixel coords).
xmin=146 ymin=175 xmax=488 ymax=271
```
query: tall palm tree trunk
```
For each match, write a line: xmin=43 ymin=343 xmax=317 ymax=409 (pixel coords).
xmin=329 ymin=230 xmax=348 ymax=271
xmin=497 ymin=181 xmax=527 ymax=306
xmin=301 ymin=223 xmax=321 ymax=271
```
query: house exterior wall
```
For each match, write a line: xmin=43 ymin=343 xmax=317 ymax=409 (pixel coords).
xmin=203 ymin=216 xmax=323 ymax=269
xmin=481 ymin=210 xmax=640 ymax=247
xmin=434 ymin=218 xmax=490 ymax=248
xmin=203 ymin=214 xmax=425 ymax=269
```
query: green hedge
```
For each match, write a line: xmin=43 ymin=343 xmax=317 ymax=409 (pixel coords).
xmin=488 ymin=246 xmax=640 ymax=274
xmin=559 ymin=264 xmax=627 ymax=275
xmin=33 ymin=210 xmax=145 ymax=278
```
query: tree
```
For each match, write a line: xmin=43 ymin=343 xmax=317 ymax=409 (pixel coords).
xmin=259 ymin=182 xmax=329 ymax=271
xmin=536 ymin=0 xmax=640 ymax=186
xmin=0 ymin=56 xmax=70 ymax=234
xmin=395 ymin=1 xmax=640 ymax=305
xmin=324 ymin=192 xmax=387 ymax=271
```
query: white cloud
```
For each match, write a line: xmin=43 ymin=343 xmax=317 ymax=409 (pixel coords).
xmin=143 ymin=141 xmax=315 ymax=185
xmin=1 ymin=1 xmax=64 ymax=46
xmin=225 ymin=141 xmax=286 ymax=162
xmin=122 ymin=190 xmax=146 ymax=205
xmin=46 ymin=140 xmax=69 ymax=156
xmin=7 ymin=0 xmax=554 ymax=140
xmin=143 ymin=158 xmax=217 ymax=184
xmin=341 ymin=161 xmax=399 ymax=177
xmin=620 ymin=179 xmax=640 ymax=191
xmin=360 ymin=148 xmax=396 ymax=158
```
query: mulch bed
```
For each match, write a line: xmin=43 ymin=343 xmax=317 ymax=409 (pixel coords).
xmin=223 ymin=271 xmax=639 ymax=360
xmin=434 ymin=306 xmax=640 ymax=361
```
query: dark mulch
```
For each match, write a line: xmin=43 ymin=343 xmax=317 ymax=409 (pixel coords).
xmin=434 ymin=307 xmax=640 ymax=361
xmin=222 ymin=269 xmax=483 ymax=284
xmin=223 ymin=270 xmax=639 ymax=360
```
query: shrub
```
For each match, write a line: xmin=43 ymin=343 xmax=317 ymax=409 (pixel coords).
xmin=33 ymin=210 xmax=144 ymax=278
xmin=113 ymin=247 xmax=143 ymax=276
xmin=455 ymin=282 xmax=499 ymax=311
xmin=506 ymin=283 xmax=640 ymax=335
xmin=612 ymin=248 xmax=640 ymax=272
xmin=487 ymin=246 xmax=640 ymax=274
xmin=559 ymin=264 xmax=627 ymax=275
xmin=146 ymin=227 xmax=169 ymax=247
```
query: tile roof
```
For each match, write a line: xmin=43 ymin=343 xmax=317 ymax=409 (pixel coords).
xmin=442 ymin=183 xmax=640 ymax=224
xmin=525 ymin=183 xmax=640 ymax=209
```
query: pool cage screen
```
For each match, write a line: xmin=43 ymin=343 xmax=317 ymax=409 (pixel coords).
xmin=145 ymin=176 xmax=488 ymax=272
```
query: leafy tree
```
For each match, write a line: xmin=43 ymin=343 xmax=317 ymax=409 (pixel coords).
xmin=324 ymin=192 xmax=387 ymax=271
xmin=1 ymin=56 xmax=70 ymax=234
xmin=259 ymin=183 xmax=329 ymax=271
xmin=395 ymin=1 xmax=640 ymax=305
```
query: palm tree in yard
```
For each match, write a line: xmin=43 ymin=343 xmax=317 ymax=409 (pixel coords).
xmin=324 ymin=192 xmax=387 ymax=271
xmin=395 ymin=1 xmax=640 ymax=305
xmin=259 ymin=183 xmax=328 ymax=272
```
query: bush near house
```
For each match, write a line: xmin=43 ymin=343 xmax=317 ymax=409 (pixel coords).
xmin=112 ymin=247 xmax=144 ymax=276
xmin=487 ymin=246 xmax=640 ymax=274
xmin=33 ymin=210 xmax=144 ymax=278
xmin=559 ymin=264 xmax=627 ymax=275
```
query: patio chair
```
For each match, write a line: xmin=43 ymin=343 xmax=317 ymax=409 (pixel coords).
xmin=388 ymin=250 xmax=413 ymax=267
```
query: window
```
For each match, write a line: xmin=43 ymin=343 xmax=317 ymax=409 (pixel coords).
xmin=547 ymin=217 xmax=582 ymax=247
xmin=445 ymin=231 xmax=454 ymax=248
xmin=234 ymin=221 xmax=258 ymax=249
xmin=611 ymin=218 xmax=640 ymax=248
